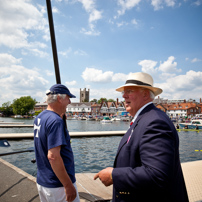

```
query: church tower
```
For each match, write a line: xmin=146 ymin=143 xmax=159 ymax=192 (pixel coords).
xmin=80 ymin=88 xmax=90 ymax=102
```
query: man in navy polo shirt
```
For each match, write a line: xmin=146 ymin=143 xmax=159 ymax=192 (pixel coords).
xmin=34 ymin=84 xmax=80 ymax=202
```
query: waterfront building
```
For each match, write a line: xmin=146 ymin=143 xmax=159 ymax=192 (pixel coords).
xmin=155 ymin=103 xmax=167 ymax=113
xmin=91 ymin=103 xmax=101 ymax=115
xmin=66 ymin=102 xmax=91 ymax=115
xmin=156 ymin=102 xmax=201 ymax=118
xmin=34 ymin=102 xmax=47 ymax=111
xmin=100 ymin=99 xmax=126 ymax=116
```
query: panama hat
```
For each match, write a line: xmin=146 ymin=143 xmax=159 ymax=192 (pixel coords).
xmin=116 ymin=72 xmax=163 ymax=96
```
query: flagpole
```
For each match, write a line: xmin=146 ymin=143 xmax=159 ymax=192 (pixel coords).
xmin=46 ymin=0 xmax=61 ymax=84
xmin=46 ymin=0 xmax=67 ymax=127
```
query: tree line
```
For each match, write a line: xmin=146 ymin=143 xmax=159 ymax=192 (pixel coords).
xmin=0 ymin=96 xmax=36 ymax=117
xmin=0 ymin=96 xmax=116 ymax=117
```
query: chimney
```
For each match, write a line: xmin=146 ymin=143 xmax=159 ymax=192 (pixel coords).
xmin=200 ymin=98 xmax=202 ymax=103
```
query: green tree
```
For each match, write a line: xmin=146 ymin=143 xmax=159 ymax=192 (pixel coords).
xmin=90 ymin=99 xmax=98 ymax=103
xmin=108 ymin=99 xmax=115 ymax=102
xmin=12 ymin=96 xmax=36 ymax=115
xmin=98 ymin=98 xmax=107 ymax=104
xmin=34 ymin=110 xmax=42 ymax=116
xmin=0 ymin=101 xmax=13 ymax=117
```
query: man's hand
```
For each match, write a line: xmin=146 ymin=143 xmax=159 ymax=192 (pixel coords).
xmin=94 ymin=167 xmax=113 ymax=186
xmin=64 ymin=183 xmax=77 ymax=202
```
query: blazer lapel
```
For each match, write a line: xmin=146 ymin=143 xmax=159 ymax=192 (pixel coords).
xmin=113 ymin=103 xmax=154 ymax=167
xmin=114 ymin=121 xmax=138 ymax=167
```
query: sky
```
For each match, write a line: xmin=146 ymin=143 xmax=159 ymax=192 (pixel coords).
xmin=0 ymin=0 xmax=202 ymax=106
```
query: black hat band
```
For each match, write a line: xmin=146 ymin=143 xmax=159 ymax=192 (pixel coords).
xmin=125 ymin=80 xmax=152 ymax=87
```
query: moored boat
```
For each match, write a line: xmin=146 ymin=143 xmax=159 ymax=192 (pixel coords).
xmin=179 ymin=119 xmax=202 ymax=129
xmin=101 ymin=116 xmax=112 ymax=123
xmin=86 ymin=115 xmax=96 ymax=121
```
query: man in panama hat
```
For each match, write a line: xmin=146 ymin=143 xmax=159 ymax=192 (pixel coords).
xmin=94 ymin=72 xmax=189 ymax=202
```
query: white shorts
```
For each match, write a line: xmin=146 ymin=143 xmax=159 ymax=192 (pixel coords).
xmin=37 ymin=182 xmax=80 ymax=202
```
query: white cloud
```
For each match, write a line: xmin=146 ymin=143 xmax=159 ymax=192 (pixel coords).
xmin=65 ymin=80 xmax=77 ymax=86
xmin=77 ymin=0 xmax=102 ymax=35
xmin=81 ymin=67 xmax=128 ymax=83
xmin=45 ymin=70 xmax=54 ymax=76
xmin=165 ymin=0 xmax=175 ymax=7
xmin=0 ymin=0 xmax=47 ymax=48
xmin=191 ymin=58 xmax=201 ymax=63
xmin=117 ymin=21 xmax=129 ymax=27
xmin=151 ymin=0 xmax=163 ymax=10
xmin=59 ymin=48 xmax=72 ymax=57
xmin=0 ymin=53 xmax=49 ymax=105
xmin=52 ymin=7 xmax=59 ymax=13
xmin=0 ymin=0 xmax=48 ymax=54
xmin=193 ymin=0 xmax=201 ymax=6
xmin=80 ymin=27 xmax=101 ymax=36
xmin=90 ymin=88 xmax=122 ymax=100
xmin=82 ymin=67 xmax=113 ymax=83
xmin=117 ymin=0 xmax=141 ymax=16
xmin=158 ymin=56 xmax=181 ymax=73
xmin=0 ymin=53 xmax=22 ymax=66
xmin=138 ymin=59 xmax=158 ymax=74
xmin=151 ymin=0 xmax=176 ymax=10
xmin=112 ymin=73 xmax=128 ymax=82
xmin=138 ymin=56 xmax=182 ymax=79
xmin=131 ymin=19 xmax=138 ymax=25
xmin=74 ymin=49 xmax=87 ymax=56
xmin=159 ymin=70 xmax=202 ymax=100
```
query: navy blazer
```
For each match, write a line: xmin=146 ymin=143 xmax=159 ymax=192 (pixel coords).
xmin=112 ymin=104 xmax=189 ymax=202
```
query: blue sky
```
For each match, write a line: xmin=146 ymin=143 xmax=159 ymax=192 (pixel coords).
xmin=0 ymin=0 xmax=202 ymax=105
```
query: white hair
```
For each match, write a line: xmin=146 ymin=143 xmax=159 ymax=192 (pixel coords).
xmin=140 ymin=88 xmax=155 ymax=101
xmin=149 ymin=90 xmax=155 ymax=100
xmin=46 ymin=94 xmax=66 ymax=104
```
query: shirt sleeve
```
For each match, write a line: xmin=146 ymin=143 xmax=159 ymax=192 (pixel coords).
xmin=47 ymin=119 xmax=67 ymax=150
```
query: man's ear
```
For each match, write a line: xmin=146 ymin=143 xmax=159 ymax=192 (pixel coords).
xmin=57 ymin=95 xmax=62 ymax=103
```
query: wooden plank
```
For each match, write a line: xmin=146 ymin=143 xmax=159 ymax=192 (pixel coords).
xmin=76 ymin=173 xmax=112 ymax=202
xmin=0 ymin=131 xmax=126 ymax=139
xmin=0 ymin=124 xmax=33 ymax=128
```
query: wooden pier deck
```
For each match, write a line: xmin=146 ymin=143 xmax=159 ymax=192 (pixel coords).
xmin=1 ymin=157 xmax=202 ymax=202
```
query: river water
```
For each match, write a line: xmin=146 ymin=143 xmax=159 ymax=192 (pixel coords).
xmin=0 ymin=117 xmax=202 ymax=177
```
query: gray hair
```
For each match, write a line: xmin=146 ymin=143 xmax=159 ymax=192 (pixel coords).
xmin=140 ymin=88 xmax=155 ymax=101
xmin=149 ymin=90 xmax=155 ymax=100
xmin=46 ymin=94 xmax=67 ymax=104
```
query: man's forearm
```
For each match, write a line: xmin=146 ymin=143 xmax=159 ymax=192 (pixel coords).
xmin=49 ymin=155 xmax=72 ymax=187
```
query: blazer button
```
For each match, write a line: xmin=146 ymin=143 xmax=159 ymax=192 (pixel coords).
xmin=116 ymin=195 xmax=119 ymax=198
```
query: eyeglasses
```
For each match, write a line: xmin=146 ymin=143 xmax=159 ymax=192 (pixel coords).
xmin=121 ymin=89 xmax=135 ymax=95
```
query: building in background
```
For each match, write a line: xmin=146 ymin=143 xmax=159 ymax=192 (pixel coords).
xmin=155 ymin=97 xmax=201 ymax=119
xmin=34 ymin=92 xmax=202 ymax=119
xmin=80 ymin=88 xmax=90 ymax=102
